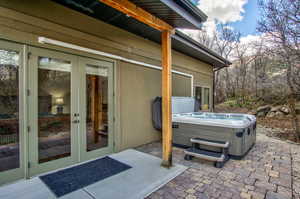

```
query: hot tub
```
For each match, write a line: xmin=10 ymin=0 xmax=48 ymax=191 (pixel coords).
xmin=172 ymin=112 xmax=256 ymax=158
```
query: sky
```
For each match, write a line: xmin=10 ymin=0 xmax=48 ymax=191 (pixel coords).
xmin=185 ymin=0 xmax=261 ymax=46
xmin=229 ymin=0 xmax=260 ymax=36
xmin=197 ymin=0 xmax=260 ymax=36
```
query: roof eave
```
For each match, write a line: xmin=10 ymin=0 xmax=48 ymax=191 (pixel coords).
xmin=158 ymin=0 xmax=206 ymax=29
xmin=174 ymin=0 xmax=208 ymax=22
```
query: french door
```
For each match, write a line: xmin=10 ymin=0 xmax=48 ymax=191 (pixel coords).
xmin=0 ymin=41 xmax=114 ymax=182
xmin=27 ymin=47 xmax=114 ymax=177
xmin=0 ymin=40 xmax=25 ymax=184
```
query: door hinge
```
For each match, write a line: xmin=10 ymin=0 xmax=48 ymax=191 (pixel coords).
xmin=28 ymin=162 xmax=31 ymax=168
xmin=27 ymin=52 xmax=31 ymax=59
xmin=27 ymin=89 xmax=30 ymax=96
xmin=27 ymin=126 xmax=31 ymax=132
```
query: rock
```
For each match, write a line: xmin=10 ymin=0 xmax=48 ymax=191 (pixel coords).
xmin=266 ymin=112 xmax=276 ymax=118
xmin=257 ymin=105 xmax=272 ymax=112
xmin=275 ymin=111 xmax=285 ymax=117
xmin=270 ymin=106 xmax=282 ymax=112
xmin=296 ymin=102 xmax=300 ymax=111
xmin=247 ymin=110 xmax=257 ymax=115
xmin=280 ymin=106 xmax=290 ymax=114
xmin=257 ymin=111 xmax=266 ymax=117
xmin=257 ymin=105 xmax=271 ymax=117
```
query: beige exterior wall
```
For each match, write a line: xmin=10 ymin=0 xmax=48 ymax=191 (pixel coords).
xmin=118 ymin=62 xmax=192 ymax=150
xmin=0 ymin=0 xmax=214 ymax=151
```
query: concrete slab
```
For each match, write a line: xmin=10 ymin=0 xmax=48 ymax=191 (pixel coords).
xmin=0 ymin=178 xmax=55 ymax=199
xmin=85 ymin=149 xmax=187 ymax=199
xmin=0 ymin=177 xmax=92 ymax=199
xmin=0 ymin=149 xmax=186 ymax=199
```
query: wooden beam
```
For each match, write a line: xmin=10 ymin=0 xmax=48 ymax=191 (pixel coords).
xmin=161 ymin=30 xmax=173 ymax=167
xmin=99 ymin=0 xmax=175 ymax=33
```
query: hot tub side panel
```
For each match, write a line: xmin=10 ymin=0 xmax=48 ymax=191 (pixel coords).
xmin=173 ymin=122 xmax=252 ymax=157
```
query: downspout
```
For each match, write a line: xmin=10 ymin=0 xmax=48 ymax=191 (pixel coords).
xmin=212 ymin=67 xmax=215 ymax=112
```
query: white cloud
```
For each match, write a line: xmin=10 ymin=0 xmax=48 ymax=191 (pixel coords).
xmin=180 ymin=0 xmax=259 ymax=61
xmin=240 ymin=33 xmax=274 ymax=48
xmin=202 ymin=20 xmax=218 ymax=37
xmin=240 ymin=34 xmax=261 ymax=46
xmin=198 ymin=0 xmax=248 ymax=24
xmin=179 ymin=0 xmax=248 ymax=38
xmin=192 ymin=0 xmax=248 ymax=38
xmin=231 ymin=35 xmax=260 ymax=58
xmin=231 ymin=33 xmax=274 ymax=59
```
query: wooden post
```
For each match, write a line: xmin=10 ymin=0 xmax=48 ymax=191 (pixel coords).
xmin=161 ymin=30 xmax=172 ymax=168
xmin=99 ymin=0 xmax=175 ymax=167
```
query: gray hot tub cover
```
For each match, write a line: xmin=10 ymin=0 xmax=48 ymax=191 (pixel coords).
xmin=152 ymin=97 xmax=199 ymax=131
xmin=152 ymin=97 xmax=162 ymax=131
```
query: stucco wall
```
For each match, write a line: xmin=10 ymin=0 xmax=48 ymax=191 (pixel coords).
xmin=118 ymin=62 xmax=192 ymax=150
xmin=0 ymin=0 xmax=213 ymax=151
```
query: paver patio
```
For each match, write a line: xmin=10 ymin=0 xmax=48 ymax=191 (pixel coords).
xmin=137 ymin=127 xmax=300 ymax=199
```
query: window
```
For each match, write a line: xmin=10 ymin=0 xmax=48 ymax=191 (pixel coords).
xmin=194 ymin=86 xmax=210 ymax=111
xmin=203 ymin=88 xmax=210 ymax=110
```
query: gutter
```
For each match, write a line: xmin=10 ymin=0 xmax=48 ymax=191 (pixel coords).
xmin=213 ymin=65 xmax=228 ymax=72
xmin=174 ymin=31 xmax=231 ymax=69
xmin=175 ymin=30 xmax=231 ymax=67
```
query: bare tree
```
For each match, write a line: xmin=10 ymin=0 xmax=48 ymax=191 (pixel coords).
xmin=215 ymin=25 xmax=241 ymax=99
xmin=257 ymin=0 xmax=300 ymax=140
xmin=195 ymin=30 xmax=218 ymax=50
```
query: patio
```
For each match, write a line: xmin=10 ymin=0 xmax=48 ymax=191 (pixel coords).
xmin=137 ymin=127 xmax=300 ymax=199
xmin=0 ymin=126 xmax=299 ymax=199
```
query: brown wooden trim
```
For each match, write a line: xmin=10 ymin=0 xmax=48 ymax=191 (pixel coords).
xmin=91 ymin=76 xmax=100 ymax=143
xmin=161 ymin=30 xmax=173 ymax=167
xmin=99 ymin=0 xmax=175 ymax=33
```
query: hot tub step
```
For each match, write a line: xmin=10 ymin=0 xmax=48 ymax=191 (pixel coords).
xmin=191 ymin=138 xmax=229 ymax=148
xmin=184 ymin=148 xmax=225 ymax=162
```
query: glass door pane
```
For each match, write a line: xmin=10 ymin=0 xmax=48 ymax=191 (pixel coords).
xmin=0 ymin=40 xmax=25 ymax=185
xmin=203 ymin=88 xmax=210 ymax=110
xmin=0 ymin=49 xmax=20 ymax=172
xmin=86 ymin=65 xmax=109 ymax=152
xmin=37 ymin=57 xmax=71 ymax=163
xmin=195 ymin=87 xmax=202 ymax=111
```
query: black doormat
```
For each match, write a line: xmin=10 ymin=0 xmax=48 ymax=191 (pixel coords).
xmin=40 ymin=156 xmax=132 ymax=197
